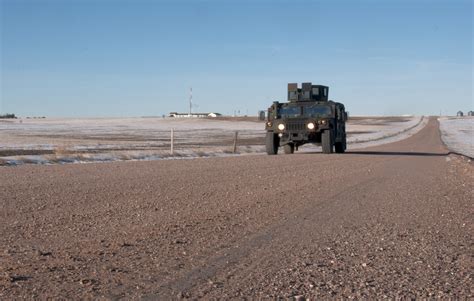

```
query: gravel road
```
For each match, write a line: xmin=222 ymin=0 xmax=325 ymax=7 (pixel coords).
xmin=1 ymin=118 xmax=472 ymax=299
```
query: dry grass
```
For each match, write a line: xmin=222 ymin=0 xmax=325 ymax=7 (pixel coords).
xmin=16 ymin=156 xmax=38 ymax=164
xmin=116 ymin=152 xmax=132 ymax=161
xmin=222 ymin=149 xmax=239 ymax=154
xmin=242 ymin=146 xmax=256 ymax=153
xmin=195 ymin=151 xmax=208 ymax=157
xmin=160 ymin=152 xmax=185 ymax=159
xmin=54 ymin=145 xmax=74 ymax=155
xmin=47 ymin=155 xmax=72 ymax=164
xmin=75 ymin=153 xmax=94 ymax=161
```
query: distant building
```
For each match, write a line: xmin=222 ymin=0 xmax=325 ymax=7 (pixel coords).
xmin=468 ymin=111 xmax=474 ymax=116
xmin=168 ymin=112 xmax=222 ymax=118
xmin=457 ymin=111 xmax=464 ymax=117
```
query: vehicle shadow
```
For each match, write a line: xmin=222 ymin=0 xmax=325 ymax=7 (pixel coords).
xmin=345 ymin=150 xmax=450 ymax=157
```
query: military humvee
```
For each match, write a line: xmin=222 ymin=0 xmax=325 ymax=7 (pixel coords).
xmin=265 ymin=83 xmax=347 ymax=155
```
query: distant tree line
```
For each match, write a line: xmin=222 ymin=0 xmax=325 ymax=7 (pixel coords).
xmin=0 ymin=113 xmax=17 ymax=119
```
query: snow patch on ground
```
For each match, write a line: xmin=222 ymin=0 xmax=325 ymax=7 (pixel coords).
xmin=348 ymin=115 xmax=428 ymax=149
xmin=438 ymin=117 xmax=474 ymax=158
xmin=298 ymin=116 xmax=428 ymax=152
xmin=0 ymin=116 xmax=427 ymax=166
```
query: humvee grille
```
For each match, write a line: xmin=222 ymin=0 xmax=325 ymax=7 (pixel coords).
xmin=287 ymin=121 xmax=306 ymax=131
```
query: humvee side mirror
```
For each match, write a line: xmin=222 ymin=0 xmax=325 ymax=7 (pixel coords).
xmin=344 ymin=112 xmax=348 ymax=121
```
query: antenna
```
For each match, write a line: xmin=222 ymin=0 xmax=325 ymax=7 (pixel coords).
xmin=189 ymin=87 xmax=192 ymax=116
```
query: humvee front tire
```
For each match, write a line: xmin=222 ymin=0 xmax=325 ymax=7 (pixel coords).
xmin=283 ymin=143 xmax=295 ymax=154
xmin=322 ymin=130 xmax=333 ymax=154
xmin=335 ymin=141 xmax=345 ymax=153
xmin=265 ymin=132 xmax=279 ymax=155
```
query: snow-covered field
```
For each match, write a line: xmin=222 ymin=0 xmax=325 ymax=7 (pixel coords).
xmin=438 ymin=117 xmax=474 ymax=158
xmin=303 ymin=115 xmax=427 ymax=151
xmin=0 ymin=116 xmax=426 ymax=165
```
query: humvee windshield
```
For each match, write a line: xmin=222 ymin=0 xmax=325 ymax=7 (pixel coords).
xmin=279 ymin=106 xmax=301 ymax=118
xmin=304 ymin=106 xmax=332 ymax=117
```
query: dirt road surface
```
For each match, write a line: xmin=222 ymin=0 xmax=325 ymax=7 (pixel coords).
xmin=1 ymin=118 xmax=472 ymax=299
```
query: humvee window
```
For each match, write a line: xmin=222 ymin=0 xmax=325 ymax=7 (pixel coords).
xmin=279 ymin=106 xmax=301 ymax=117
xmin=289 ymin=91 xmax=298 ymax=99
xmin=304 ymin=106 xmax=332 ymax=117
xmin=312 ymin=88 xmax=319 ymax=95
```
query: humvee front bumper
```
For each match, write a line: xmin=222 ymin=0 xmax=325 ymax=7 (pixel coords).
xmin=277 ymin=131 xmax=318 ymax=142
xmin=266 ymin=119 xmax=330 ymax=144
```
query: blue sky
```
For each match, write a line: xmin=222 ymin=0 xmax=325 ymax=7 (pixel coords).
xmin=1 ymin=0 xmax=472 ymax=117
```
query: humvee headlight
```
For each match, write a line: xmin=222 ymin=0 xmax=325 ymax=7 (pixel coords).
xmin=307 ymin=122 xmax=315 ymax=130
xmin=277 ymin=123 xmax=285 ymax=131
xmin=321 ymin=120 xmax=327 ymax=125
xmin=266 ymin=121 xmax=272 ymax=127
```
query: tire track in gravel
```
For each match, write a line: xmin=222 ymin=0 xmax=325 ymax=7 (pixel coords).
xmin=147 ymin=118 xmax=469 ymax=299
xmin=146 ymin=175 xmax=386 ymax=299
xmin=146 ymin=149 xmax=422 ymax=298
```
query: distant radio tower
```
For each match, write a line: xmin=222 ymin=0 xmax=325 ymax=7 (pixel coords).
xmin=189 ymin=87 xmax=192 ymax=116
